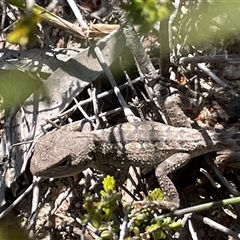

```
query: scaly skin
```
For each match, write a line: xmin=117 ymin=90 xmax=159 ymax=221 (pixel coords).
xmin=30 ymin=121 xmax=240 ymax=210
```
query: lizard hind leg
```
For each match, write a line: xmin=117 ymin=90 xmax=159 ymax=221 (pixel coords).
xmin=155 ymin=152 xmax=192 ymax=210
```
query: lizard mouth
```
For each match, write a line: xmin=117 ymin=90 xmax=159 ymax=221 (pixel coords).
xmin=31 ymin=155 xmax=89 ymax=178
xmin=34 ymin=165 xmax=79 ymax=178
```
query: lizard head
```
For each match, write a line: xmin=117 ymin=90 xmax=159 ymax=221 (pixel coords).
xmin=30 ymin=130 xmax=95 ymax=178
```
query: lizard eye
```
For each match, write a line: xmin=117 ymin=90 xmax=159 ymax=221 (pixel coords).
xmin=58 ymin=156 xmax=71 ymax=167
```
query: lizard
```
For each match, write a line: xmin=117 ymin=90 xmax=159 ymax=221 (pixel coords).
xmin=30 ymin=121 xmax=240 ymax=210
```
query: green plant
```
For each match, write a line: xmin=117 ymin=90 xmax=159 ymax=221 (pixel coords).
xmin=123 ymin=0 xmax=174 ymax=31
xmin=82 ymin=176 xmax=182 ymax=239
xmin=82 ymin=175 xmax=121 ymax=239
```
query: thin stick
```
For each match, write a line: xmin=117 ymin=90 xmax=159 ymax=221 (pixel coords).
xmin=193 ymin=214 xmax=240 ymax=239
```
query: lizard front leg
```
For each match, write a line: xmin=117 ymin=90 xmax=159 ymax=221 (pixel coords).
xmin=155 ymin=152 xmax=192 ymax=210
xmin=164 ymin=94 xmax=200 ymax=128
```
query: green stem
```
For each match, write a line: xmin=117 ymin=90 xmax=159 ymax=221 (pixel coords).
xmin=157 ymin=196 xmax=240 ymax=219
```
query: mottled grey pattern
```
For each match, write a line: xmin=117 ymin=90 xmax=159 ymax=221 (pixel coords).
xmin=30 ymin=121 xmax=239 ymax=210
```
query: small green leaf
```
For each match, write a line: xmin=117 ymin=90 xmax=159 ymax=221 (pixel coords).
xmin=100 ymin=230 xmax=111 ymax=239
xmin=146 ymin=188 xmax=164 ymax=201
xmin=98 ymin=223 xmax=108 ymax=231
xmin=152 ymin=230 xmax=167 ymax=240
xmin=102 ymin=175 xmax=116 ymax=194
xmin=7 ymin=12 xmax=40 ymax=46
xmin=8 ymin=0 xmax=26 ymax=8
xmin=91 ymin=218 xmax=100 ymax=229
xmin=169 ymin=219 xmax=182 ymax=229
xmin=145 ymin=222 xmax=161 ymax=232
xmin=123 ymin=0 xmax=175 ymax=31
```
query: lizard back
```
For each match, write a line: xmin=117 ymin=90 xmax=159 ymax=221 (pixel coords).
xmin=91 ymin=121 xmax=224 ymax=168
xmin=30 ymin=121 xmax=239 ymax=177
